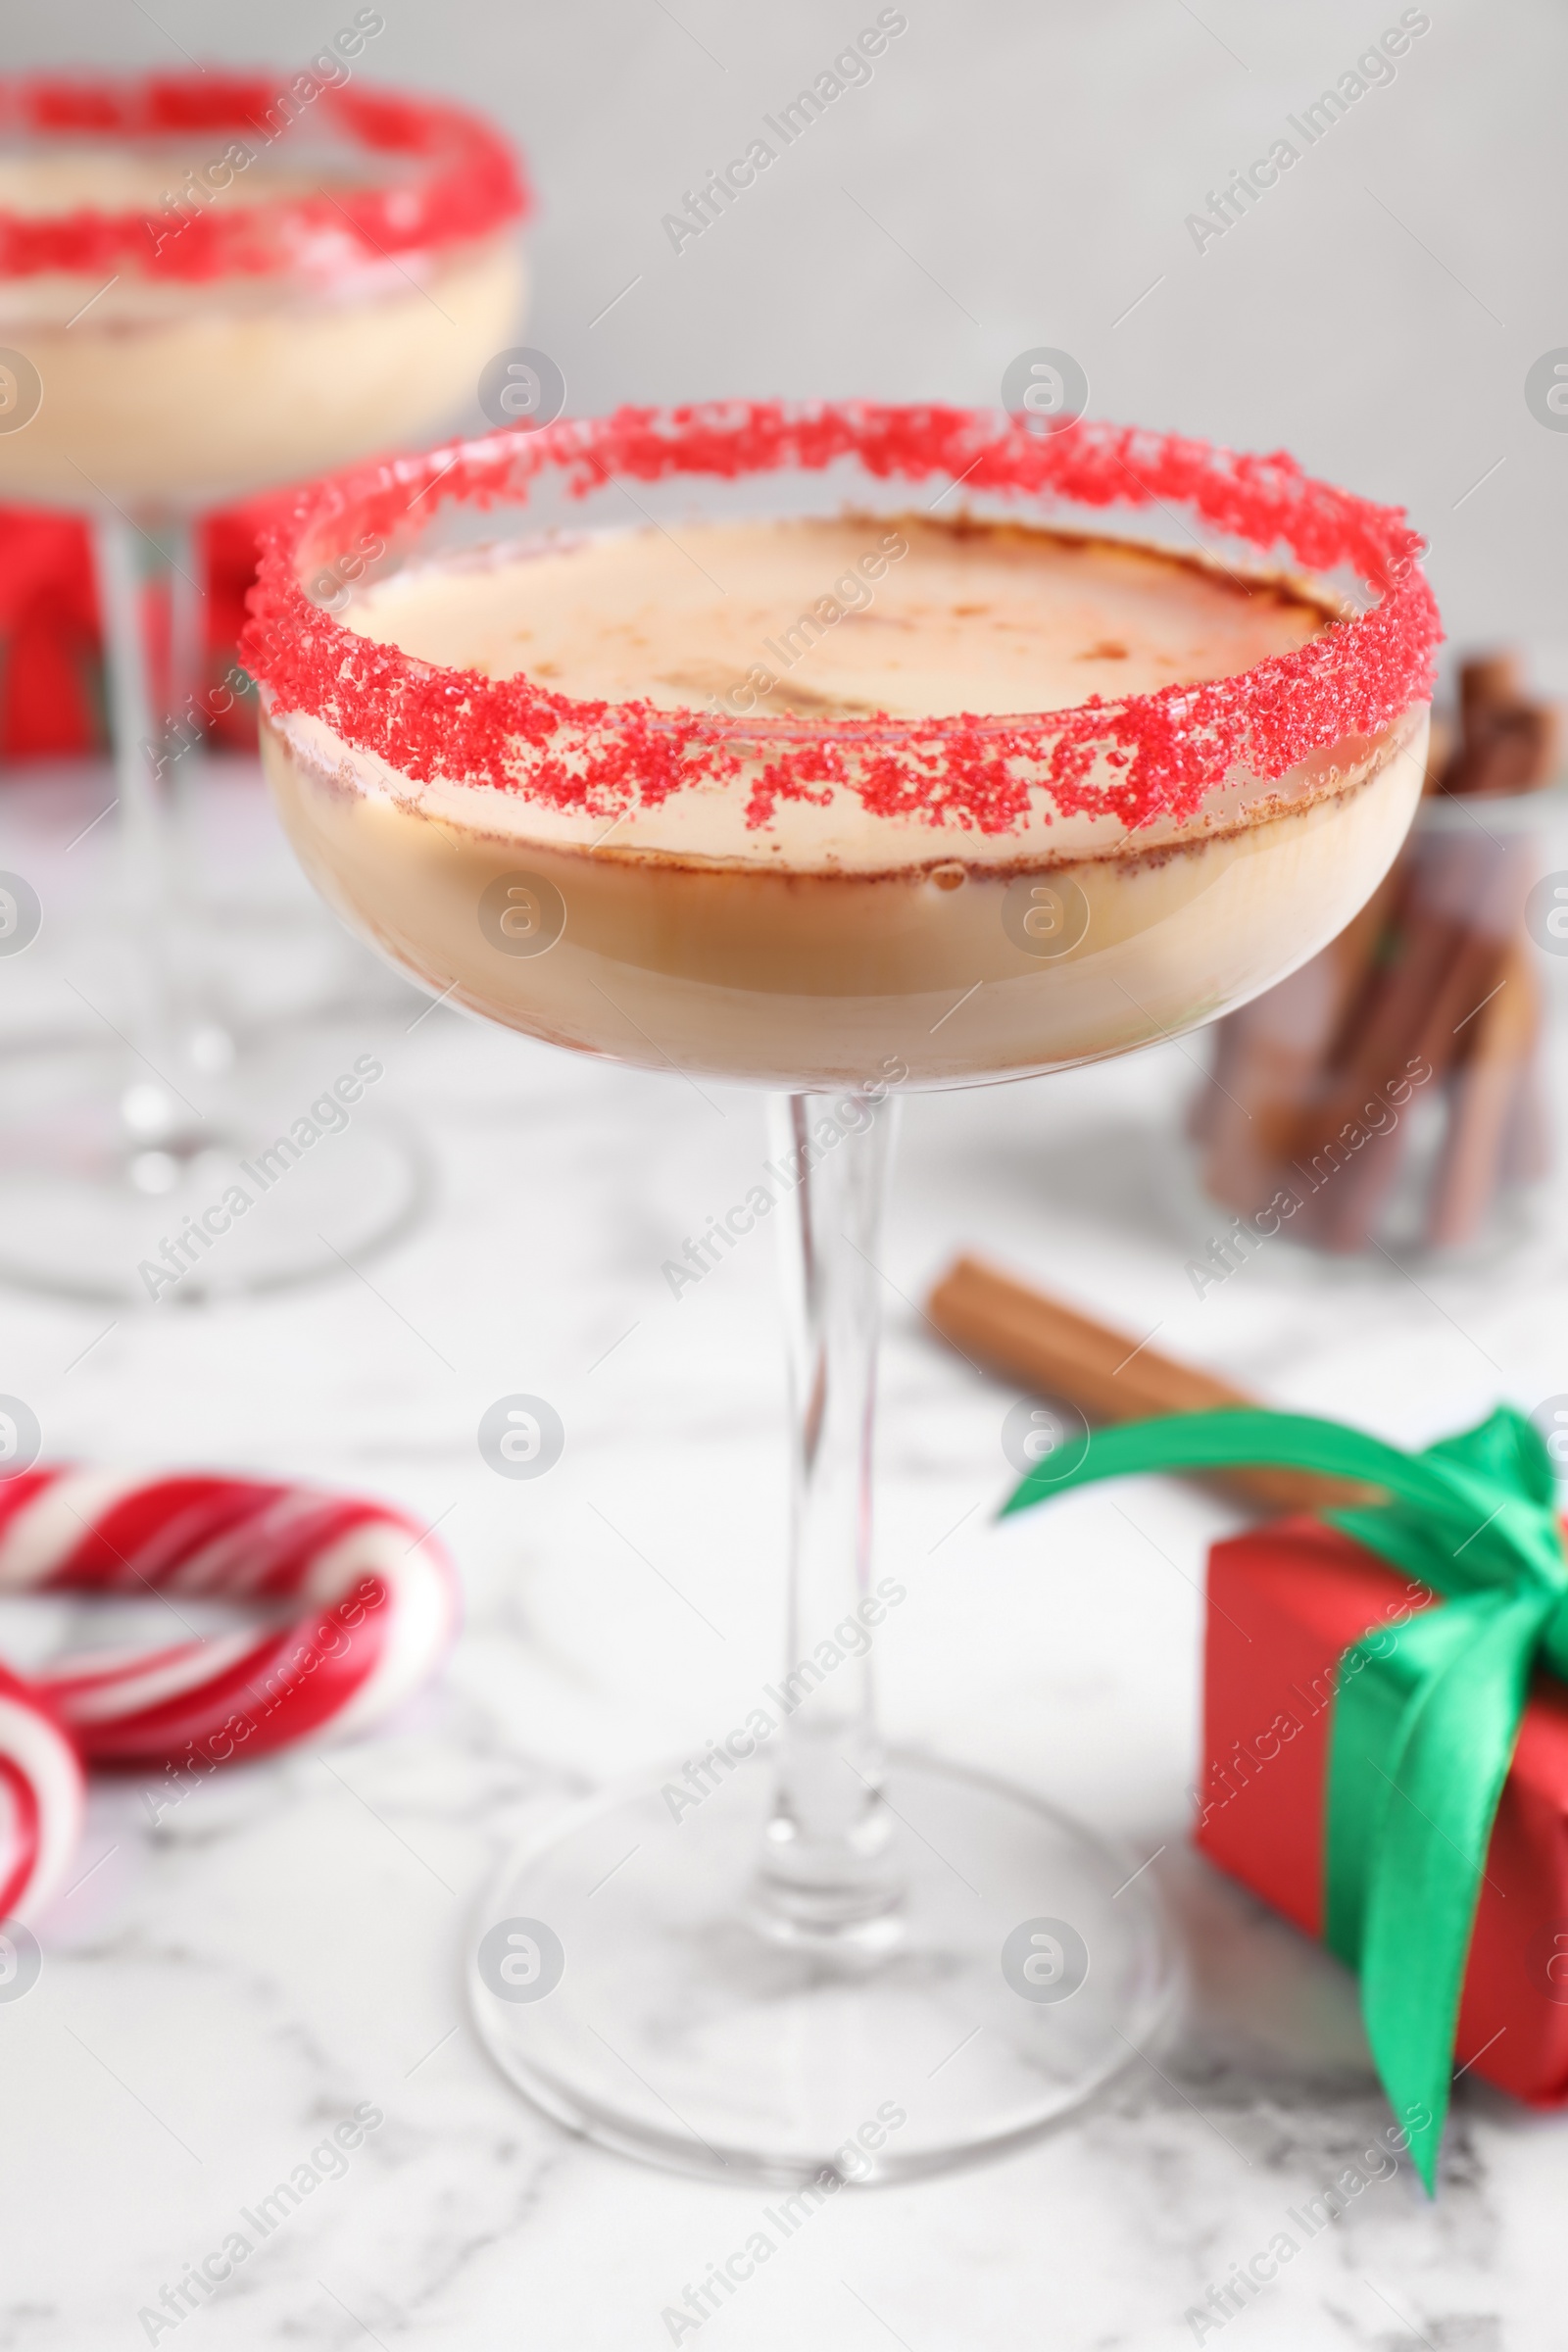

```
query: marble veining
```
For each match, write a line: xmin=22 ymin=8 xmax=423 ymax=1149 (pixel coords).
xmin=0 ymin=765 xmax=1563 ymax=2348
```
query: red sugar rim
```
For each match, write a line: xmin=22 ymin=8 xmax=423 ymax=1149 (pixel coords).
xmin=0 ymin=74 xmax=527 ymax=282
xmin=243 ymin=401 xmax=1442 ymax=838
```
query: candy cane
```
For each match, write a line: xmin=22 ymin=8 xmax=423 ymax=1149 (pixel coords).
xmin=0 ymin=1471 xmax=458 ymax=1770
xmin=0 ymin=1661 xmax=85 ymax=1922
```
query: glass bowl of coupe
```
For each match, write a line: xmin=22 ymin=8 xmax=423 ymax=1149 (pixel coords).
xmin=0 ymin=70 xmax=528 ymax=1301
xmin=248 ymin=402 xmax=1438 ymax=2183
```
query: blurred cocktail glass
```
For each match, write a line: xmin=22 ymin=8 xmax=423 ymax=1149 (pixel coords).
xmin=0 ymin=72 xmax=527 ymax=1298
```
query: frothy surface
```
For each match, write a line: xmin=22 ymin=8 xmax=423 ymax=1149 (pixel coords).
xmin=281 ymin=514 xmax=1367 ymax=871
xmin=345 ymin=515 xmax=1331 ymax=723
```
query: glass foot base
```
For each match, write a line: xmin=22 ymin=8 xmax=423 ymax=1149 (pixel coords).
xmin=469 ymin=1749 xmax=1174 ymax=2187
xmin=0 ymin=1046 xmax=431 ymax=1305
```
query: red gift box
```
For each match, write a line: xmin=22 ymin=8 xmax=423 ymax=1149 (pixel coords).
xmin=0 ymin=500 xmax=274 ymax=762
xmin=1198 ymin=1516 xmax=1568 ymax=2105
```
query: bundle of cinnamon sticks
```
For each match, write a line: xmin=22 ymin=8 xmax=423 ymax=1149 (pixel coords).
xmin=1194 ymin=656 xmax=1558 ymax=1251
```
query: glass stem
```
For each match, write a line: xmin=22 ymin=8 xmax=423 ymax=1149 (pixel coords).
xmin=163 ymin=517 xmax=234 ymax=1074
xmin=165 ymin=515 xmax=207 ymax=863
xmin=91 ymin=514 xmax=194 ymax=1150
xmin=757 ymin=1089 xmax=904 ymax=1946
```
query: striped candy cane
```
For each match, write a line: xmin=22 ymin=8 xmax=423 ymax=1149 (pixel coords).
xmin=0 ymin=1471 xmax=458 ymax=1770
xmin=0 ymin=1662 xmax=85 ymax=1922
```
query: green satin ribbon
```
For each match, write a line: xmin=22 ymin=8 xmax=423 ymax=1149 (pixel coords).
xmin=1000 ymin=1403 xmax=1568 ymax=2192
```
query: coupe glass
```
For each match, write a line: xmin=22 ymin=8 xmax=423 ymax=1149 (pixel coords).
xmin=0 ymin=73 xmax=527 ymax=1300
xmin=248 ymin=403 xmax=1438 ymax=2183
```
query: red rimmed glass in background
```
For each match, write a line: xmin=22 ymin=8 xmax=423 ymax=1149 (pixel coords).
xmin=0 ymin=72 xmax=528 ymax=1300
xmin=246 ymin=402 xmax=1439 ymax=2183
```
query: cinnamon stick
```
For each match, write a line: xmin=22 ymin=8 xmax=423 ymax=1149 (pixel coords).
xmin=1457 ymin=653 xmax=1524 ymax=736
xmin=1425 ymin=933 xmax=1542 ymax=1247
xmin=1309 ymin=915 xmax=1510 ymax=1252
xmin=1289 ymin=816 xmax=1537 ymax=1251
xmin=1444 ymin=656 xmax=1558 ymax=798
xmin=1442 ymin=705 xmax=1559 ymax=798
xmin=926 ymin=1255 xmax=1371 ymax=1514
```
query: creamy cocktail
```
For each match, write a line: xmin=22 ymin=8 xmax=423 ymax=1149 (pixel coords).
xmin=262 ymin=512 xmax=1425 ymax=1088
xmin=246 ymin=402 xmax=1440 ymax=2185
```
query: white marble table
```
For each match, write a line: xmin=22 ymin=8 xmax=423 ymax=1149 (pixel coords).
xmin=1 ymin=761 xmax=1565 ymax=2350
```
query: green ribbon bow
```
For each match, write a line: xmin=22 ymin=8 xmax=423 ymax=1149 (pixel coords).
xmin=1001 ymin=1402 xmax=1568 ymax=2192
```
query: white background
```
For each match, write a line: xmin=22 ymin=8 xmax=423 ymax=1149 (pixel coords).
xmin=9 ymin=0 xmax=1562 ymax=662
